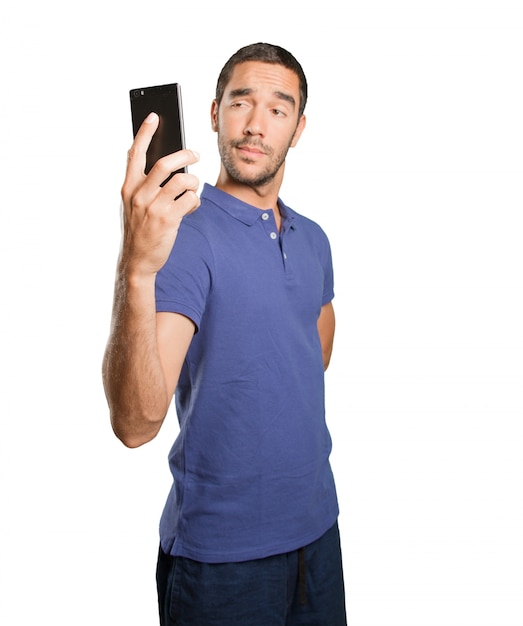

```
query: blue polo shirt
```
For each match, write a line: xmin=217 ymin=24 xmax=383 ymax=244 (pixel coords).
xmin=155 ymin=183 xmax=339 ymax=563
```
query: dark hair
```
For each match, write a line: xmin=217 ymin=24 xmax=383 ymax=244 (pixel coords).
xmin=215 ymin=42 xmax=308 ymax=118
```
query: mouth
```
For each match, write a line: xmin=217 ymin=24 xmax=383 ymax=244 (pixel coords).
xmin=237 ymin=145 xmax=265 ymax=158
xmin=234 ymin=140 xmax=268 ymax=158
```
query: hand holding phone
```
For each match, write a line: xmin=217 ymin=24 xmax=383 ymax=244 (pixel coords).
xmin=121 ymin=89 xmax=200 ymax=276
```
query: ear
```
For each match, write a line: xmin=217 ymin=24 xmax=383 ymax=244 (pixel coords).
xmin=290 ymin=114 xmax=306 ymax=148
xmin=211 ymin=100 xmax=219 ymax=132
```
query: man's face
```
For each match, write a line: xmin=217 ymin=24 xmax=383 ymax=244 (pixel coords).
xmin=211 ymin=61 xmax=306 ymax=188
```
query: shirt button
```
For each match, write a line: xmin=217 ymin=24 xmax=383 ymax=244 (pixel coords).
xmin=262 ymin=213 xmax=269 ymax=220
xmin=270 ymin=232 xmax=277 ymax=240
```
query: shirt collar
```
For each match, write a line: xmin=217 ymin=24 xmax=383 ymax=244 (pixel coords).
xmin=201 ymin=183 xmax=297 ymax=229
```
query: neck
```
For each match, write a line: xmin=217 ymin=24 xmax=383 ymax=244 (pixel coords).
xmin=215 ymin=164 xmax=284 ymax=217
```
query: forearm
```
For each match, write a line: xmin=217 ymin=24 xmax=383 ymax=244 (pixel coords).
xmin=318 ymin=302 xmax=335 ymax=370
xmin=102 ymin=264 xmax=169 ymax=447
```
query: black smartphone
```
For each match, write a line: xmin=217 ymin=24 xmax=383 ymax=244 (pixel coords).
xmin=129 ymin=82 xmax=186 ymax=180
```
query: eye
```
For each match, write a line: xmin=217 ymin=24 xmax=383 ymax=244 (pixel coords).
xmin=272 ymin=108 xmax=286 ymax=117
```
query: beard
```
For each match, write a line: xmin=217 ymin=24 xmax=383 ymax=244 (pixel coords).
xmin=217 ymin=134 xmax=293 ymax=188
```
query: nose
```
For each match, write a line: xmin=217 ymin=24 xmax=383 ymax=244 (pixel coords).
xmin=244 ymin=107 xmax=264 ymax=137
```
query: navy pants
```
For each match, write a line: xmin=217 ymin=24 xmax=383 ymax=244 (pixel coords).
xmin=156 ymin=522 xmax=347 ymax=626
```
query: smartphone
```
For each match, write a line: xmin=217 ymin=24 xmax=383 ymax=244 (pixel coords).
xmin=129 ymin=82 xmax=186 ymax=180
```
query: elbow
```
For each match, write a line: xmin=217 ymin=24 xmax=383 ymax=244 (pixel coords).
xmin=115 ymin=431 xmax=152 ymax=449
xmin=110 ymin=411 xmax=163 ymax=448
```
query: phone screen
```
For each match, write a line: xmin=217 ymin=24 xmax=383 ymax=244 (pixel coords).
xmin=130 ymin=83 xmax=186 ymax=176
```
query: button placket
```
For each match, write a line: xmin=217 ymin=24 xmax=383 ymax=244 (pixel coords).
xmin=260 ymin=211 xmax=279 ymax=242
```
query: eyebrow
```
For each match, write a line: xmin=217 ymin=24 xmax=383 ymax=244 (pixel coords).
xmin=228 ymin=88 xmax=296 ymax=108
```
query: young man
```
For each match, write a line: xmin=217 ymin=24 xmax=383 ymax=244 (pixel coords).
xmin=103 ymin=43 xmax=346 ymax=625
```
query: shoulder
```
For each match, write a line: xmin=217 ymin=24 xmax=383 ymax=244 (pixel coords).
xmin=283 ymin=201 xmax=332 ymax=246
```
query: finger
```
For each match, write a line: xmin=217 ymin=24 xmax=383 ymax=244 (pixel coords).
xmin=132 ymin=168 xmax=200 ymax=222
xmin=171 ymin=189 xmax=201 ymax=218
xmin=145 ymin=149 xmax=200 ymax=190
xmin=160 ymin=171 xmax=200 ymax=203
xmin=126 ymin=112 xmax=160 ymax=180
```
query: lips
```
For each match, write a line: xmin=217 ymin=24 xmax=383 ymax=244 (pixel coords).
xmin=237 ymin=144 xmax=265 ymax=157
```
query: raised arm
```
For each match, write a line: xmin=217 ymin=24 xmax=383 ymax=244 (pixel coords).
xmin=102 ymin=113 xmax=200 ymax=448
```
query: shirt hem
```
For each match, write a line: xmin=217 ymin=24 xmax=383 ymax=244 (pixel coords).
xmin=164 ymin=510 xmax=339 ymax=564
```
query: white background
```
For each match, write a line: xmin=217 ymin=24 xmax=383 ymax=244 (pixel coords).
xmin=1 ymin=1 xmax=522 ymax=625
